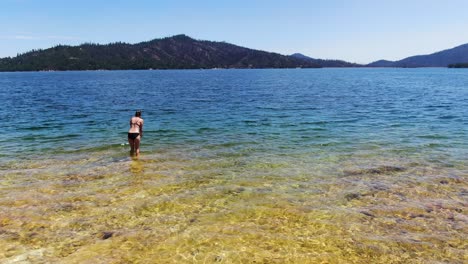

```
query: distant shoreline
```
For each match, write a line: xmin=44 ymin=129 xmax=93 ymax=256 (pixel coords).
xmin=0 ymin=67 xmax=455 ymax=73
xmin=2 ymin=35 xmax=467 ymax=71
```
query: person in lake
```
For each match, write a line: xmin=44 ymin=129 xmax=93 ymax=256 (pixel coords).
xmin=128 ymin=110 xmax=144 ymax=156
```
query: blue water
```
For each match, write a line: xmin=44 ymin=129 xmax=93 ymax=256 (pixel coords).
xmin=0 ymin=68 xmax=466 ymax=162
xmin=1 ymin=68 xmax=467 ymax=262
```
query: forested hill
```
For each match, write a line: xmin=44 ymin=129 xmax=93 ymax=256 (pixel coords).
xmin=0 ymin=35 xmax=321 ymax=71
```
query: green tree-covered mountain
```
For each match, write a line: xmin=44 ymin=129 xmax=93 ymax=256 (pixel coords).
xmin=0 ymin=35 xmax=321 ymax=71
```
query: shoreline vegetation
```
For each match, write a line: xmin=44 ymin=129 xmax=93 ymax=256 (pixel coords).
xmin=448 ymin=63 xmax=468 ymax=68
xmin=1 ymin=34 xmax=468 ymax=72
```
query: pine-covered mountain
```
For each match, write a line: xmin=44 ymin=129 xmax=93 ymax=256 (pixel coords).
xmin=290 ymin=53 xmax=362 ymax=67
xmin=0 ymin=35 xmax=322 ymax=71
xmin=367 ymin=43 xmax=468 ymax=67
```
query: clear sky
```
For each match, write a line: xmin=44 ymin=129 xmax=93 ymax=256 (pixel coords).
xmin=1 ymin=0 xmax=468 ymax=63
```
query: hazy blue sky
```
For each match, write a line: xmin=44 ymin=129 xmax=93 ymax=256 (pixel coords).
xmin=1 ymin=0 xmax=468 ymax=63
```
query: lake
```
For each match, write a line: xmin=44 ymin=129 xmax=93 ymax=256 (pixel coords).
xmin=0 ymin=68 xmax=466 ymax=262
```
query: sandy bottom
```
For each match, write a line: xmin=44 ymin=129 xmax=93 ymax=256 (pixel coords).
xmin=0 ymin=146 xmax=466 ymax=263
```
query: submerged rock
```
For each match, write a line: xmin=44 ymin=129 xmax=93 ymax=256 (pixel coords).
xmin=99 ymin=231 xmax=114 ymax=240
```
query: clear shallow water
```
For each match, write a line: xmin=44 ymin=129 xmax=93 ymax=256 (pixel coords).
xmin=0 ymin=69 xmax=467 ymax=263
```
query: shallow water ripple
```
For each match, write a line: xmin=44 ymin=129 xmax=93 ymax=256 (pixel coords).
xmin=1 ymin=147 xmax=466 ymax=263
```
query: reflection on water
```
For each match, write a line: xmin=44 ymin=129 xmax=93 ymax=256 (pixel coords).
xmin=0 ymin=145 xmax=466 ymax=263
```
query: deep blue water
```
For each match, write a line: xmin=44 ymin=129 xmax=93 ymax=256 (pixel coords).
xmin=0 ymin=68 xmax=467 ymax=163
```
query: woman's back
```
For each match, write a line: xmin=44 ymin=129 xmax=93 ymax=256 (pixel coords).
xmin=129 ymin=117 xmax=143 ymax=133
xmin=128 ymin=110 xmax=144 ymax=156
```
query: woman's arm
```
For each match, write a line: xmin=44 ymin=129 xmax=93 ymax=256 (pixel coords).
xmin=140 ymin=120 xmax=144 ymax=138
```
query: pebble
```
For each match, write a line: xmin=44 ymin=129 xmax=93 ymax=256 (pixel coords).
xmin=99 ymin=231 xmax=114 ymax=240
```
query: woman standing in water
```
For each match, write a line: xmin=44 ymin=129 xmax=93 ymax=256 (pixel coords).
xmin=128 ymin=110 xmax=144 ymax=156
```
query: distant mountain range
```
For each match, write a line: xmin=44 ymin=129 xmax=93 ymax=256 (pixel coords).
xmin=1 ymin=34 xmax=467 ymax=71
xmin=0 ymin=35 xmax=322 ymax=71
xmin=367 ymin=43 xmax=468 ymax=67
xmin=290 ymin=53 xmax=361 ymax=67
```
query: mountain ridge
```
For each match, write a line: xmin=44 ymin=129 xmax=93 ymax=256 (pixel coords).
xmin=1 ymin=35 xmax=467 ymax=71
xmin=0 ymin=35 xmax=322 ymax=71
xmin=367 ymin=43 xmax=468 ymax=67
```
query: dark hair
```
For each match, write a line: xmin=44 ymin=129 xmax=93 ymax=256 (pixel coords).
xmin=135 ymin=110 xmax=142 ymax=117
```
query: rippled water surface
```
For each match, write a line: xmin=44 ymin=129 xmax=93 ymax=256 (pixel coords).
xmin=0 ymin=69 xmax=467 ymax=263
